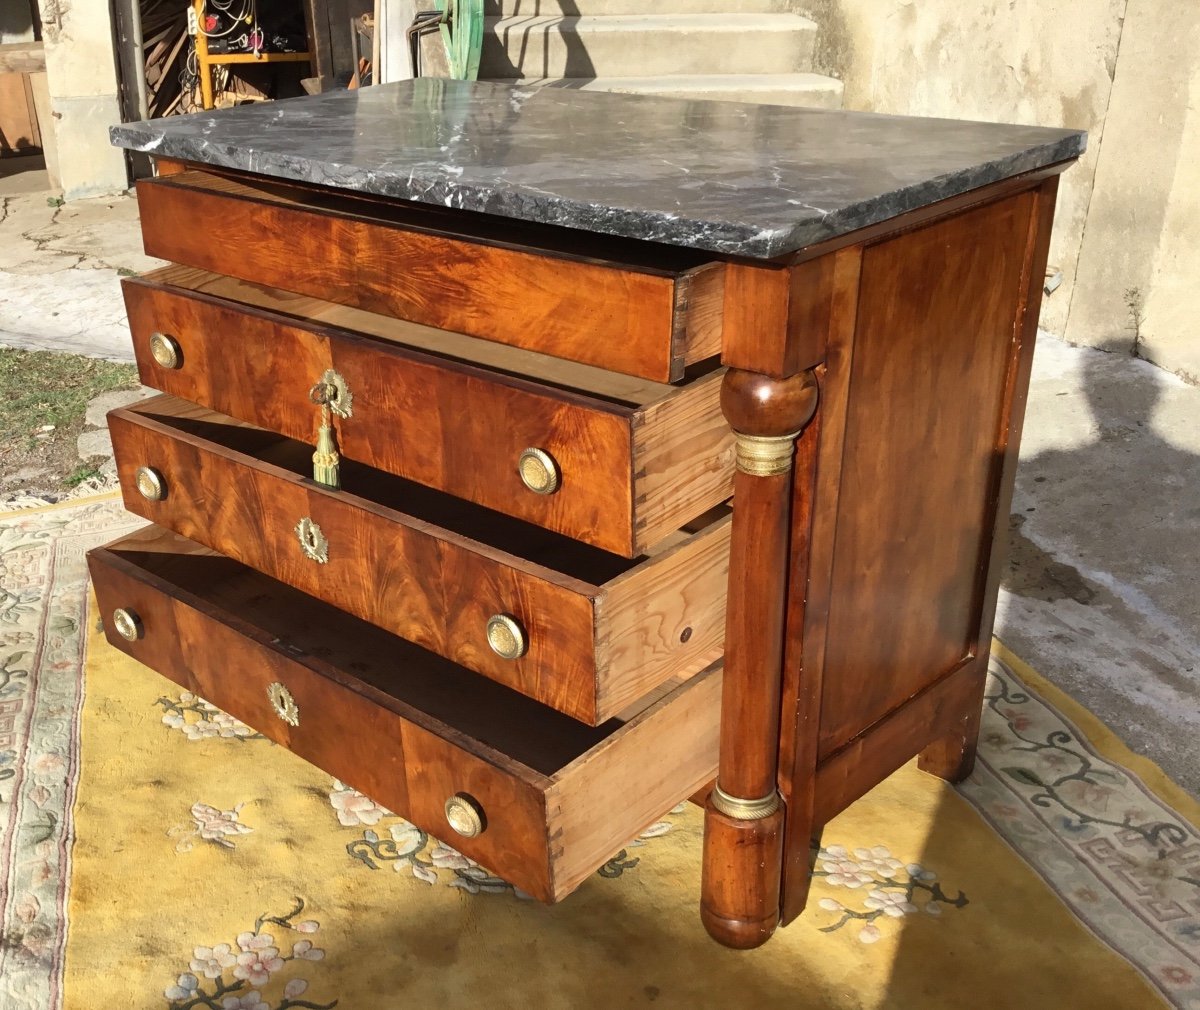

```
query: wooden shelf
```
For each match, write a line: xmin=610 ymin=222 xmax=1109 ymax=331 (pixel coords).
xmin=192 ymin=0 xmax=312 ymax=109
xmin=203 ymin=51 xmax=312 ymax=65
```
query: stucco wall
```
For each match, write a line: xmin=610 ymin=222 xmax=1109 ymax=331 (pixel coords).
xmin=797 ymin=0 xmax=1122 ymax=339
xmin=799 ymin=0 xmax=1199 ymax=382
xmin=40 ymin=0 xmax=128 ymax=200
xmin=1065 ymin=2 xmax=1200 ymax=381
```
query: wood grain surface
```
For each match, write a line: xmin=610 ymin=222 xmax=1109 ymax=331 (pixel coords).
xmin=122 ymin=268 xmax=734 ymax=556
xmin=134 ymin=170 xmax=724 ymax=382
xmin=109 ymin=396 xmax=731 ymax=724
xmin=88 ymin=525 xmax=722 ymax=902
xmin=814 ymin=191 xmax=1036 ymax=759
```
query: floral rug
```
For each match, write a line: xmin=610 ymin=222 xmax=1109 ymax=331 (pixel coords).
xmin=1 ymin=494 xmax=1197 ymax=1009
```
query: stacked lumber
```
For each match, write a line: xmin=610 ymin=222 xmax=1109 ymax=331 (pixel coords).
xmin=141 ymin=0 xmax=193 ymax=117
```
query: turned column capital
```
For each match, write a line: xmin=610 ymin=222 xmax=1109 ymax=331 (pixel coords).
xmin=720 ymin=368 xmax=819 ymax=438
xmin=721 ymin=369 xmax=819 ymax=477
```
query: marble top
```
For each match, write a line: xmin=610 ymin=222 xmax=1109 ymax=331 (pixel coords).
xmin=110 ymin=79 xmax=1085 ymax=260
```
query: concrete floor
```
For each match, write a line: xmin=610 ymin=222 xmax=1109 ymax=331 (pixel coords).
xmin=2 ymin=184 xmax=1196 ymax=797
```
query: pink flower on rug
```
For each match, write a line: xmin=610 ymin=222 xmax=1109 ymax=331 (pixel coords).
xmin=233 ymin=945 xmax=284 ymax=987
xmin=192 ymin=803 xmax=253 ymax=846
xmin=329 ymin=781 xmax=389 ymax=826
xmin=292 ymin=939 xmax=325 ymax=961
xmin=852 ymin=846 xmax=904 ymax=877
xmin=221 ymin=992 xmax=266 ymax=1009
xmin=164 ymin=973 xmax=200 ymax=1001
xmin=31 ymin=752 xmax=65 ymax=776
xmin=190 ymin=943 xmax=236 ymax=979
xmin=820 ymin=858 xmax=875 ymax=888
xmin=858 ymin=925 xmax=882 ymax=944
xmin=863 ymin=889 xmax=918 ymax=918
xmin=1160 ymin=966 xmax=1192 ymax=985
xmin=236 ymin=931 xmax=276 ymax=952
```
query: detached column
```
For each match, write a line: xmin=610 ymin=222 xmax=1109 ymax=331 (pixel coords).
xmin=702 ymin=367 xmax=818 ymax=948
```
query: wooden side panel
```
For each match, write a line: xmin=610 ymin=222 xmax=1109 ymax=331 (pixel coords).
xmin=816 ymin=192 xmax=1036 ymax=759
xmin=548 ymin=666 xmax=721 ymax=899
xmin=597 ymin=515 xmax=730 ymax=717
xmin=676 ymin=262 xmax=726 ymax=369
xmin=87 ymin=539 xmax=554 ymax=900
xmin=122 ymin=278 xmax=640 ymax=556
xmin=631 ymin=368 xmax=734 ymax=551
xmin=135 ymin=171 xmax=715 ymax=382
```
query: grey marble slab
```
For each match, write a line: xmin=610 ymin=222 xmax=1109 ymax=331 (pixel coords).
xmin=110 ymin=79 xmax=1085 ymax=259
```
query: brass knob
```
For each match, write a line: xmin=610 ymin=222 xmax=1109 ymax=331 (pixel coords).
xmin=149 ymin=332 xmax=182 ymax=369
xmin=135 ymin=466 xmax=166 ymax=501
xmin=267 ymin=682 xmax=299 ymax=727
xmin=112 ymin=607 xmax=142 ymax=642
xmin=518 ymin=447 xmax=560 ymax=495
xmin=486 ymin=613 xmax=527 ymax=660
xmin=444 ymin=793 xmax=485 ymax=838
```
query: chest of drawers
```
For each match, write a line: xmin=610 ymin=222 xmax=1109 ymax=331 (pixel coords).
xmin=99 ymin=80 xmax=1084 ymax=948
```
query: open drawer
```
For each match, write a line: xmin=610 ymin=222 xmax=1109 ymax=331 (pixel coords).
xmin=134 ymin=170 xmax=725 ymax=382
xmin=108 ymin=396 xmax=731 ymax=725
xmin=88 ymin=525 xmax=721 ymax=903
xmin=122 ymin=265 xmax=735 ymax=557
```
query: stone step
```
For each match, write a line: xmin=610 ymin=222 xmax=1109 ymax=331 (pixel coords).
xmin=480 ymin=14 xmax=818 ymax=80
xmin=485 ymin=0 xmax=794 ymax=13
xmin=502 ymin=73 xmax=845 ymax=108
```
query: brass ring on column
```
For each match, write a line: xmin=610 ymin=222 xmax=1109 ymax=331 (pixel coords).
xmin=710 ymin=785 xmax=781 ymax=820
xmin=733 ymin=430 xmax=802 ymax=477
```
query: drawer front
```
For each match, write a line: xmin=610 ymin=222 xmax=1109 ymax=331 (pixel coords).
xmin=135 ymin=170 xmax=724 ymax=382
xmin=109 ymin=398 xmax=731 ymax=725
xmin=123 ymin=273 xmax=734 ymax=557
xmin=87 ymin=526 xmax=722 ymax=902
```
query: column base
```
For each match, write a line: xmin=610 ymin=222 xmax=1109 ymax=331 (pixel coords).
xmin=700 ymin=795 xmax=784 ymax=949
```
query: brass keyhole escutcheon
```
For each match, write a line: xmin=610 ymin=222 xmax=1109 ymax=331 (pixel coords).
xmin=112 ymin=607 xmax=142 ymax=642
xmin=295 ymin=517 xmax=329 ymax=564
xmin=135 ymin=466 xmax=166 ymax=501
xmin=267 ymin=682 xmax=299 ymax=727
xmin=518 ymin=447 xmax=560 ymax=495
xmin=444 ymin=793 xmax=485 ymax=838
xmin=486 ymin=613 xmax=527 ymax=660
xmin=149 ymin=332 xmax=182 ymax=369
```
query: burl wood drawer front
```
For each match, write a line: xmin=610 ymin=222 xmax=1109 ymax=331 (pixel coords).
xmin=123 ymin=267 xmax=734 ymax=557
xmin=88 ymin=525 xmax=722 ymax=903
xmin=134 ymin=170 xmax=724 ymax=382
xmin=109 ymin=396 xmax=731 ymax=725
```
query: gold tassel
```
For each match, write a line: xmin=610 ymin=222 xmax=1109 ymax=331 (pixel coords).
xmin=312 ymin=408 xmax=340 ymax=489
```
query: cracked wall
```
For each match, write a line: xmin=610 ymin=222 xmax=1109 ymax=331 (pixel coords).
xmin=795 ymin=0 xmax=1199 ymax=382
xmin=39 ymin=0 xmax=129 ymax=200
xmin=795 ymin=0 xmax=1124 ymax=343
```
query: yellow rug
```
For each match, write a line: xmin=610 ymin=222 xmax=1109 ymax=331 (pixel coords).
xmin=3 ymin=497 xmax=1197 ymax=1009
xmin=65 ymin=619 xmax=1192 ymax=1010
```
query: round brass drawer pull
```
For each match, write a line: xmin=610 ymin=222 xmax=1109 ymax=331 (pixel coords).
xmin=112 ymin=607 xmax=142 ymax=642
xmin=135 ymin=466 xmax=166 ymax=501
xmin=149 ymin=332 xmax=182 ymax=369
xmin=518 ymin=447 xmax=560 ymax=495
xmin=486 ymin=613 xmax=527 ymax=660
xmin=267 ymin=682 xmax=299 ymax=727
xmin=444 ymin=793 xmax=485 ymax=838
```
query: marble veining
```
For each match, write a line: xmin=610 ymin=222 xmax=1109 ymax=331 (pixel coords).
xmin=110 ymin=79 xmax=1086 ymax=259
